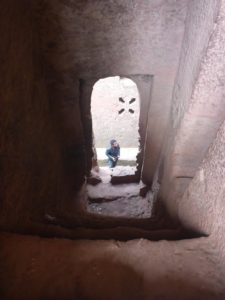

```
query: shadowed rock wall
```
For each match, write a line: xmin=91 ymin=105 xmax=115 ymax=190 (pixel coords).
xmin=37 ymin=0 xmax=188 ymax=186
xmin=1 ymin=1 xmax=225 ymax=298
xmin=0 ymin=0 xmax=85 ymax=230
xmin=158 ymin=0 xmax=224 ymax=220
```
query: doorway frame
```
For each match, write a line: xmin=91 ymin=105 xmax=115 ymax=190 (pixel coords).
xmin=79 ymin=74 xmax=153 ymax=183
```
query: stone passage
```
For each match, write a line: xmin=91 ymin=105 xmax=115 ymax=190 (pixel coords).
xmin=1 ymin=1 xmax=225 ymax=299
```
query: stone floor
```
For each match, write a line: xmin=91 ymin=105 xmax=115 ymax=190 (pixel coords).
xmin=1 ymin=232 xmax=224 ymax=300
xmin=86 ymin=167 xmax=153 ymax=218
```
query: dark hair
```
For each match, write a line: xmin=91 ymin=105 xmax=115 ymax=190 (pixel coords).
xmin=110 ymin=139 xmax=116 ymax=145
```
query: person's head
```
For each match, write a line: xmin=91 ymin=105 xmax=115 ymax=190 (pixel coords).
xmin=110 ymin=139 xmax=118 ymax=148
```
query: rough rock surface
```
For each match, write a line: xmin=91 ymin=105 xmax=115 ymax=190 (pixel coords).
xmin=1 ymin=1 xmax=225 ymax=299
xmin=0 ymin=232 xmax=224 ymax=300
xmin=88 ymin=194 xmax=153 ymax=218
xmin=87 ymin=167 xmax=153 ymax=218
xmin=2 ymin=99 xmax=225 ymax=300
xmin=87 ymin=170 xmax=102 ymax=186
xmin=159 ymin=0 xmax=225 ymax=219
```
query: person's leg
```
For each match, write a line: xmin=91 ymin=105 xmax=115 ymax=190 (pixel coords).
xmin=114 ymin=158 xmax=118 ymax=167
xmin=108 ymin=158 xmax=114 ymax=168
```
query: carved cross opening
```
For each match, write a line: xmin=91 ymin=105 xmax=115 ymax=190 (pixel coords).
xmin=118 ymin=97 xmax=136 ymax=115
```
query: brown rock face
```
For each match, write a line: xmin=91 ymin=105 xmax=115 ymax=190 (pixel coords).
xmin=0 ymin=0 xmax=87 ymax=229
xmin=1 ymin=0 xmax=225 ymax=299
xmin=87 ymin=171 xmax=102 ymax=186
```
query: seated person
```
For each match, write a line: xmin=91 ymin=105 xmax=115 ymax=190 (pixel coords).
xmin=105 ymin=139 xmax=120 ymax=168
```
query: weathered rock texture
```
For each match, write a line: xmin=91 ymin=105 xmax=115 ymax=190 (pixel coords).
xmin=2 ymin=92 xmax=225 ymax=300
xmin=1 ymin=0 xmax=225 ymax=299
xmin=0 ymin=1 xmax=79 ymax=228
xmin=158 ymin=0 xmax=225 ymax=220
xmin=0 ymin=0 xmax=189 ymax=231
xmin=0 ymin=0 xmax=86 ymax=231
xmin=37 ymin=0 xmax=188 ymax=185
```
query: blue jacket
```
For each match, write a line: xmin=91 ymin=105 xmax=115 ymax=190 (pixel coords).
xmin=106 ymin=146 xmax=120 ymax=159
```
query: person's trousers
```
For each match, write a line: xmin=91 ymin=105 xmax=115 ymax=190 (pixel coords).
xmin=108 ymin=158 xmax=117 ymax=168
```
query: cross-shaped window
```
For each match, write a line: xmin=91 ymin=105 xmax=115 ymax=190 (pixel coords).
xmin=118 ymin=97 xmax=136 ymax=115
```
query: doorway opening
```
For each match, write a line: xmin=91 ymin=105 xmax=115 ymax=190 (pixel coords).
xmin=86 ymin=76 xmax=153 ymax=218
xmin=91 ymin=76 xmax=140 ymax=173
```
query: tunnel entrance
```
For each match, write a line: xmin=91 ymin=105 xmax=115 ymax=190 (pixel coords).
xmin=79 ymin=74 xmax=155 ymax=220
xmin=85 ymin=76 xmax=152 ymax=219
xmin=91 ymin=76 xmax=140 ymax=171
xmin=79 ymin=74 xmax=153 ymax=184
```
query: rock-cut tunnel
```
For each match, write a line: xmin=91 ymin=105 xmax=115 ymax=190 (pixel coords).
xmin=1 ymin=0 xmax=225 ymax=299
